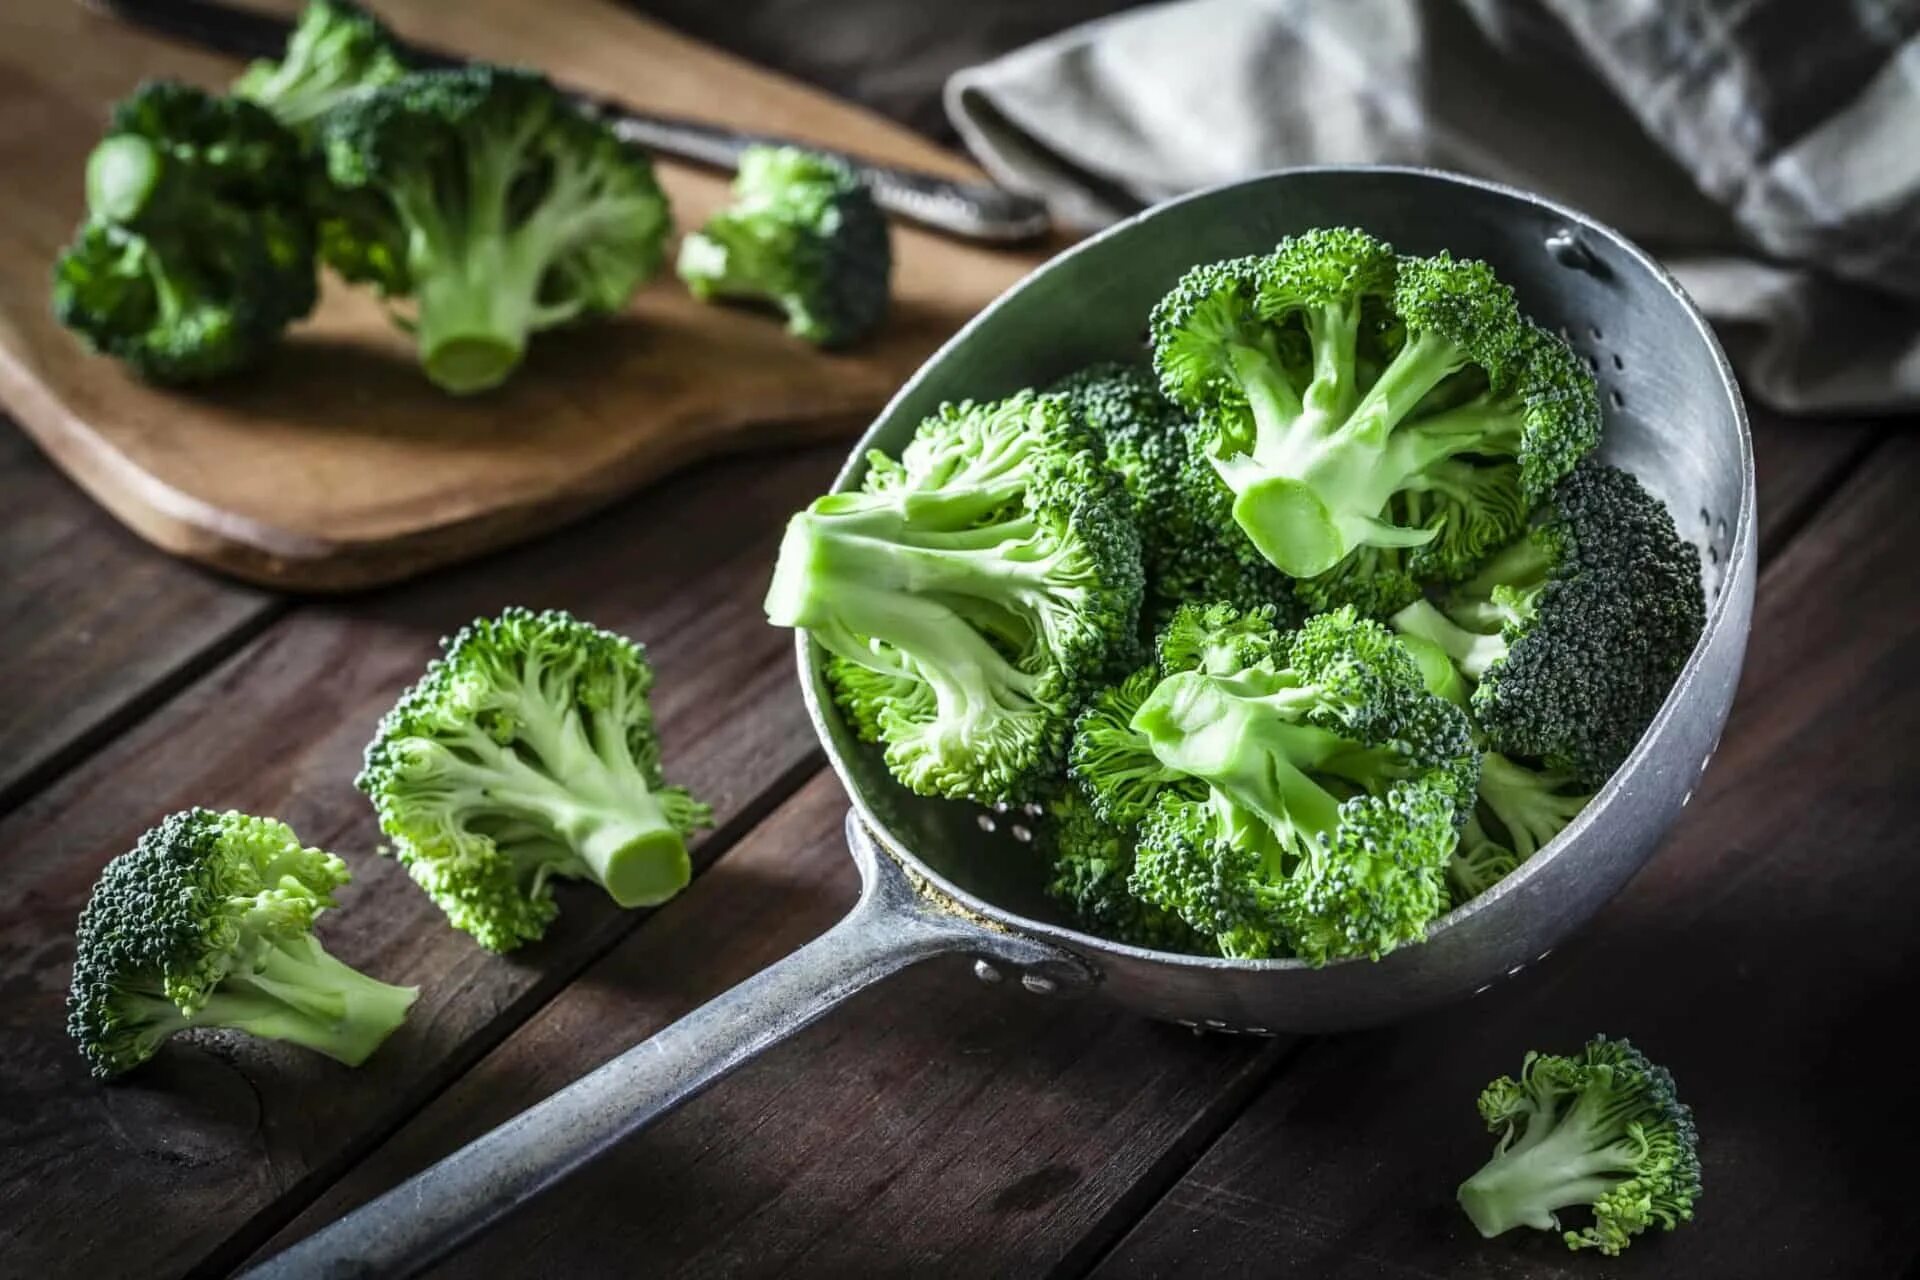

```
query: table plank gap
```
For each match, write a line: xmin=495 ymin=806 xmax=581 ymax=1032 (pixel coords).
xmin=1088 ymin=430 xmax=1920 ymax=1279
xmin=0 ymin=444 xmax=844 ymax=1280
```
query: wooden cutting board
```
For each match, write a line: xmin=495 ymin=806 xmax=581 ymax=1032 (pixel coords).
xmin=0 ymin=0 xmax=1048 ymax=589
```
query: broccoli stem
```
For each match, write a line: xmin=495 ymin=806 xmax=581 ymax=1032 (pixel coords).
xmin=412 ymin=248 xmax=545 ymax=394
xmin=1476 ymin=752 xmax=1590 ymax=859
xmin=196 ymin=934 xmax=415 ymax=1067
xmin=1391 ymin=599 xmax=1507 ymax=682
xmin=1457 ymin=1089 xmax=1643 ymax=1238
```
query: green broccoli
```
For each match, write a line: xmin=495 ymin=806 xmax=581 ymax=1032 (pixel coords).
xmin=766 ymin=392 xmax=1143 ymax=803
xmin=1041 ymin=788 xmax=1211 ymax=953
xmin=1067 ymin=664 xmax=1200 ymax=829
xmin=66 ymin=809 xmax=416 ymax=1079
xmin=356 ymin=608 xmax=712 ymax=953
xmin=1050 ymin=362 xmax=1297 ymax=626
xmin=1459 ymin=1036 xmax=1702 ymax=1255
xmin=1390 ymin=461 xmax=1705 ymax=788
xmin=1149 ymin=229 xmax=1599 ymax=609
xmin=233 ymin=0 xmax=406 ymax=131
xmin=677 ymin=145 xmax=890 ymax=349
xmin=52 ymin=81 xmax=317 ymax=383
xmin=1122 ymin=605 xmax=1479 ymax=962
xmin=317 ymin=65 xmax=671 ymax=393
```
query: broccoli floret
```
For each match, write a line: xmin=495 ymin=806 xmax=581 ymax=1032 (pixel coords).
xmin=1391 ymin=462 xmax=1705 ymax=787
xmin=768 ymin=392 xmax=1143 ymax=803
xmin=1149 ymin=229 xmax=1599 ymax=600
xmin=1459 ymin=1036 xmax=1702 ymax=1255
xmin=1050 ymin=363 xmax=1298 ymax=627
xmin=233 ymin=0 xmax=406 ymax=130
xmin=1042 ymin=789 xmax=1211 ymax=953
xmin=318 ymin=66 xmax=671 ymax=393
xmin=66 ymin=809 xmax=416 ymax=1079
xmin=1124 ymin=606 xmax=1478 ymax=962
xmin=356 ymin=608 xmax=712 ymax=952
xmin=1446 ymin=813 xmax=1521 ymax=904
xmin=52 ymin=82 xmax=317 ymax=383
xmin=1068 ymin=665 xmax=1201 ymax=828
xmin=1156 ymin=600 xmax=1286 ymax=676
xmin=678 ymin=146 xmax=890 ymax=349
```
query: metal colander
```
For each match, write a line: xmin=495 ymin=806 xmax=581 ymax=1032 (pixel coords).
xmin=252 ymin=167 xmax=1754 ymax=1278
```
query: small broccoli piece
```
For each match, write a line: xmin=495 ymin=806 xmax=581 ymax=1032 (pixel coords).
xmin=770 ymin=392 xmax=1143 ymax=802
xmin=1124 ymin=606 xmax=1479 ymax=962
xmin=66 ymin=809 xmax=416 ymax=1079
xmin=1068 ymin=665 xmax=1201 ymax=828
xmin=233 ymin=0 xmax=406 ymax=131
xmin=356 ymin=608 xmax=712 ymax=952
xmin=1446 ymin=813 xmax=1521 ymax=904
xmin=678 ymin=146 xmax=890 ymax=348
xmin=318 ymin=66 xmax=671 ymax=393
xmin=1149 ymin=229 xmax=1599 ymax=599
xmin=52 ymin=81 xmax=317 ymax=383
xmin=1156 ymin=600 xmax=1286 ymax=676
xmin=1042 ymin=789 xmax=1211 ymax=953
xmin=1459 ymin=1036 xmax=1702 ymax=1255
xmin=1390 ymin=462 xmax=1705 ymax=787
xmin=1050 ymin=363 xmax=1298 ymax=626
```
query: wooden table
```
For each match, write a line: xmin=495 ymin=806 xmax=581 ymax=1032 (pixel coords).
xmin=3 ymin=244 xmax=1917 ymax=1280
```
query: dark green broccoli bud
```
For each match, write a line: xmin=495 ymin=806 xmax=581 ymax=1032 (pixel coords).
xmin=233 ymin=0 xmax=406 ymax=131
xmin=1042 ymin=789 xmax=1212 ymax=953
xmin=318 ymin=66 xmax=671 ymax=393
xmin=1150 ymin=230 xmax=1599 ymax=597
xmin=1125 ymin=606 xmax=1478 ymax=962
xmin=1068 ymin=665 xmax=1202 ymax=828
xmin=356 ymin=608 xmax=712 ymax=953
xmin=1391 ymin=462 xmax=1705 ymax=787
xmin=767 ymin=392 xmax=1144 ymax=803
xmin=66 ymin=809 xmax=416 ymax=1079
xmin=1459 ymin=1036 xmax=1702 ymax=1255
xmin=52 ymin=81 xmax=317 ymax=383
xmin=678 ymin=146 xmax=890 ymax=349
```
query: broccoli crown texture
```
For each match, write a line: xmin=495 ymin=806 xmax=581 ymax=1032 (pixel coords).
xmin=319 ymin=65 xmax=671 ymax=392
xmin=768 ymin=392 xmax=1144 ymax=803
xmin=52 ymin=81 xmax=317 ymax=382
xmin=233 ymin=0 xmax=407 ymax=129
xmin=1042 ymin=789 xmax=1212 ymax=953
xmin=66 ymin=809 xmax=416 ymax=1078
xmin=677 ymin=145 xmax=891 ymax=348
xmin=1390 ymin=461 xmax=1705 ymax=786
xmin=1068 ymin=664 xmax=1203 ymax=829
xmin=1148 ymin=229 xmax=1600 ymax=605
xmin=1458 ymin=1035 xmax=1702 ymax=1255
xmin=1123 ymin=606 xmax=1479 ymax=962
xmin=1050 ymin=363 xmax=1298 ymax=626
xmin=356 ymin=607 xmax=712 ymax=952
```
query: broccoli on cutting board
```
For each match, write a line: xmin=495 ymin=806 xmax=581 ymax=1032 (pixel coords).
xmin=52 ymin=82 xmax=318 ymax=383
xmin=66 ymin=809 xmax=415 ymax=1079
xmin=233 ymin=0 xmax=407 ymax=131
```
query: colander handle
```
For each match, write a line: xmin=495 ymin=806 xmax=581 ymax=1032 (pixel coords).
xmin=245 ymin=812 xmax=1084 ymax=1279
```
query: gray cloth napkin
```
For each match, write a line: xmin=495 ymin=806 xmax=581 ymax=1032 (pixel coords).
xmin=946 ymin=0 xmax=1920 ymax=414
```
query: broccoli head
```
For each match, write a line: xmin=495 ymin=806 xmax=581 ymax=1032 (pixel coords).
xmin=767 ymin=392 xmax=1144 ymax=803
xmin=356 ymin=608 xmax=712 ymax=952
xmin=1050 ymin=362 xmax=1298 ymax=626
xmin=1391 ymin=461 xmax=1705 ymax=787
xmin=66 ymin=809 xmax=416 ymax=1079
xmin=318 ymin=66 xmax=671 ymax=393
xmin=1125 ymin=606 xmax=1479 ymax=962
xmin=1149 ymin=229 xmax=1599 ymax=604
xmin=1459 ymin=1036 xmax=1702 ymax=1254
xmin=1042 ymin=789 xmax=1211 ymax=953
xmin=52 ymin=81 xmax=317 ymax=383
xmin=233 ymin=0 xmax=407 ymax=130
xmin=678 ymin=145 xmax=890 ymax=348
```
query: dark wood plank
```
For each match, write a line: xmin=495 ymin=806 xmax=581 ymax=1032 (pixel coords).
xmin=0 ymin=444 xmax=841 ymax=1279
xmin=1744 ymin=407 xmax=1882 ymax=561
xmin=1091 ymin=432 xmax=1920 ymax=1280
xmin=0 ymin=422 xmax=276 ymax=811
xmin=261 ymin=771 xmax=1291 ymax=1278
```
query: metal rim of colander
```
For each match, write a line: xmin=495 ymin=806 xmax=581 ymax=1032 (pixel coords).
xmin=796 ymin=163 xmax=1755 ymax=974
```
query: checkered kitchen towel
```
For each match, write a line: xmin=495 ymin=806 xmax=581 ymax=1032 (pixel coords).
xmin=947 ymin=0 xmax=1920 ymax=414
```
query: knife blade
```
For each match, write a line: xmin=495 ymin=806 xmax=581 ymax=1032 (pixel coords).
xmin=81 ymin=0 xmax=1053 ymax=244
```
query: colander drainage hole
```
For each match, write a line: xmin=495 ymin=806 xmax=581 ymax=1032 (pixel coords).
xmin=976 ymin=813 xmax=996 ymax=833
